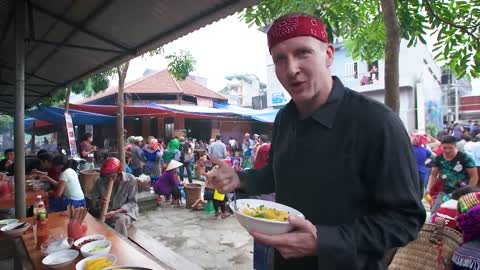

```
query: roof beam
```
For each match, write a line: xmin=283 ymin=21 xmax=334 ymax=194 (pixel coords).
xmin=0 ymin=79 xmax=44 ymax=95
xmin=27 ymin=0 xmax=35 ymax=40
xmin=30 ymin=1 xmax=132 ymax=52
xmin=27 ymin=0 xmax=121 ymax=82
xmin=0 ymin=6 xmax=14 ymax=48
xmin=0 ymin=63 xmax=59 ymax=85
xmin=29 ymin=39 xmax=125 ymax=54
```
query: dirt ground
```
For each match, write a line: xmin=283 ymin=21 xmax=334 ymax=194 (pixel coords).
xmin=135 ymin=202 xmax=254 ymax=270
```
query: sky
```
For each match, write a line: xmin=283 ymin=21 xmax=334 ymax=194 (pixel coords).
xmin=125 ymin=15 xmax=269 ymax=92
xmin=76 ymin=14 xmax=479 ymax=100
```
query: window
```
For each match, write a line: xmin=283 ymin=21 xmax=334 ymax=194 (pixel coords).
xmin=345 ymin=62 xmax=358 ymax=80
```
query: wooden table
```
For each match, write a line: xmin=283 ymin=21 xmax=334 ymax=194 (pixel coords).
xmin=0 ymin=190 xmax=48 ymax=209
xmin=20 ymin=212 xmax=165 ymax=270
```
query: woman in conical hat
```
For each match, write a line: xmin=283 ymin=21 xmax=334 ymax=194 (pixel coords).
xmin=153 ymin=160 xmax=184 ymax=207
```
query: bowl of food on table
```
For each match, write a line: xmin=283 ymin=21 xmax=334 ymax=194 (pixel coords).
xmin=40 ymin=237 xmax=74 ymax=255
xmin=104 ymin=267 xmax=154 ymax=270
xmin=75 ymin=254 xmax=116 ymax=270
xmin=42 ymin=249 xmax=79 ymax=269
xmin=230 ymin=199 xmax=304 ymax=235
xmin=0 ymin=218 xmax=18 ymax=228
xmin=0 ymin=221 xmax=31 ymax=237
xmin=74 ymin=234 xmax=107 ymax=250
xmin=80 ymin=239 xmax=112 ymax=257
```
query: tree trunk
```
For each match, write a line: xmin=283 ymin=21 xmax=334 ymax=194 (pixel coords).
xmin=64 ymin=87 xmax=72 ymax=112
xmin=117 ymin=62 xmax=129 ymax=170
xmin=381 ymin=0 xmax=401 ymax=113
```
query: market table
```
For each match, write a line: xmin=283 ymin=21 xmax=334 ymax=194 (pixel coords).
xmin=0 ymin=189 xmax=48 ymax=209
xmin=19 ymin=212 xmax=166 ymax=270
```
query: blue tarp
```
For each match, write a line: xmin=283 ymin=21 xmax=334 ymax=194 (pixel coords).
xmin=213 ymin=103 xmax=280 ymax=123
xmin=26 ymin=106 xmax=116 ymax=126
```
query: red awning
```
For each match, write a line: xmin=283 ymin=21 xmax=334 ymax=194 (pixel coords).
xmin=69 ymin=104 xmax=246 ymax=120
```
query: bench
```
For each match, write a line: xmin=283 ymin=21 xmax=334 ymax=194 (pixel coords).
xmin=127 ymin=226 xmax=202 ymax=270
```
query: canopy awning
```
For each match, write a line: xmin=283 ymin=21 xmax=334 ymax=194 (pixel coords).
xmin=26 ymin=106 xmax=116 ymax=125
xmin=0 ymin=0 xmax=259 ymax=114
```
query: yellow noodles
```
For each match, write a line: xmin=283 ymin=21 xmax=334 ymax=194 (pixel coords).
xmin=242 ymin=205 xmax=289 ymax=221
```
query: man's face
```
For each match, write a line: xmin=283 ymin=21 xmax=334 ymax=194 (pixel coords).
xmin=6 ymin=152 xmax=14 ymax=161
xmin=441 ymin=143 xmax=457 ymax=157
xmin=271 ymin=36 xmax=334 ymax=105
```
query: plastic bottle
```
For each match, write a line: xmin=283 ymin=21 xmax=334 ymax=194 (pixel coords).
xmin=36 ymin=200 xmax=48 ymax=249
xmin=33 ymin=195 xmax=43 ymax=246
xmin=33 ymin=195 xmax=43 ymax=218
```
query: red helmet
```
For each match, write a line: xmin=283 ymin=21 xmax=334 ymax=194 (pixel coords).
xmin=100 ymin=157 xmax=122 ymax=176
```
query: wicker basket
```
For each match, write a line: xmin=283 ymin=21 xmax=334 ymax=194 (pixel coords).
xmin=388 ymin=219 xmax=463 ymax=270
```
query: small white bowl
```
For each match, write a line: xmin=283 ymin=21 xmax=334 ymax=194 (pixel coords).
xmin=230 ymin=199 xmax=304 ymax=235
xmin=0 ymin=218 xmax=18 ymax=228
xmin=41 ymin=237 xmax=74 ymax=255
xmin=75 ymin=254 xmax=117 ymax=270
xmin=42 ymin=249 xmax=79 ymax=269
xmin=0 ymin=222 xmax=31 ymax=237
xmin=73 ymin=234 xmax=107 ymax=249
xmin=80 ymin=240 xmax=112 ymax=257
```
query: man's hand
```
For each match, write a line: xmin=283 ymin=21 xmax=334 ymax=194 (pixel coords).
xmin=39 ymin=175 xmax=53 ymax=183
xmin=251 ymin=216 xmax=318 ymax=259
xmin=104 ymin=209 xmax=121 ymax=219
xmin=205 ymin=156 xmax=240 ymax=194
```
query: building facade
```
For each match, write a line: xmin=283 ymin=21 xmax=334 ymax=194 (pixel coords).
xmin=265 ymin=40 xmax=443 ymax=133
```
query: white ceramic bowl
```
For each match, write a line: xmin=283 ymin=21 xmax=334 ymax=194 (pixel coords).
xmin=0 ymin=222 xmax=31 ymax=237
xmin=230 ymin=199 xmax=304 ymax=235
xmin=40 ymin=237 xmax=74 ymax=255
xmin=73 ymin=234 xmax=107 ymax=250
xmin=80 ymin=240 xmax=112 ymax=257
xmin=0 ymin=218 xmax=18 ymax=228
xmin=42 ymin=249 xmax=79 ymax=269
xmin=75 ymin=254 xmax=117 ymax=270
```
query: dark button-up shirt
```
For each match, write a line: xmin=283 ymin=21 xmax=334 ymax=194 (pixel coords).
xmin=238 ymin=77 xmax=425 ymax=270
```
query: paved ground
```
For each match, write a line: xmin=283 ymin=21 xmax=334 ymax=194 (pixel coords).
xmin=135 ymin=202 xmax=253 ymax=270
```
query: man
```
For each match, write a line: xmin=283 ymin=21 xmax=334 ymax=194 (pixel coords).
xmin=130 ymin=137 xmax=145 ymax=177
xmin=207 ymin=13 xmax=425 ymax=270
xmin=0 ymin=149 xmax=14 ymax=176
xmin=89 ymin=157 xmax=138 ymax=237
xmin=427 ymin=135 xmax=478 ymax=213
xmin=79 ymin=133 xmax=97 ymax=170
xmin=179 ymin=137 xmax=193 ymax=184
xmin=208 ymin=134 xmax=227 ymax=160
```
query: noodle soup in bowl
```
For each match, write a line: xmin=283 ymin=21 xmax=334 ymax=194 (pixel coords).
xmin=229 ymin=199 xmax=304 ymax=235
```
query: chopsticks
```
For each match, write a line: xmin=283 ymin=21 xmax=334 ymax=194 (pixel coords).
xmin=67 ymin=205 xmax=88 ymax=223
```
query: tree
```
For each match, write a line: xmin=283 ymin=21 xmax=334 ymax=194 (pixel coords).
xmin=41 ymin=72 xmax=110 ymax=108
xmin=241 ymin=0 xmax=480 ymax=113
xmin=165 ymin=50 xmax=196 ymax=81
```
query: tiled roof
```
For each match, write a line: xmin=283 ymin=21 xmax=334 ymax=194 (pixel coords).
xmin=81 ymin=69 xmax=226 ymax=103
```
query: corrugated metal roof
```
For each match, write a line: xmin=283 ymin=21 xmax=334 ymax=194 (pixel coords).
xmin=0 ymin=0 xmax=259 ymax=114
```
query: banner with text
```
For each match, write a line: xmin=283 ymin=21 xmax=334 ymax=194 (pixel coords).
xmin=65 ymin=112 xmax=78 ymax=157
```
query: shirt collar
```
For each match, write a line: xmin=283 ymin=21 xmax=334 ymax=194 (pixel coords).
xmin=286 ymin=76 xmax=345 ymax=128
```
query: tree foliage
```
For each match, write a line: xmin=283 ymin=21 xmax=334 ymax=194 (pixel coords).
xmin=241 ymin=0 xmax=480 ymax=79
xmin=0 ymin=115 xmax=13 ymax=134
xmin=41 ymin=72 xmax=110 ymax=106
xmin=166 ymin=50 xmax=197 ymax=81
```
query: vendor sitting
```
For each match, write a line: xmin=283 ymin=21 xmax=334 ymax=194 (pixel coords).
xmin=40 ymin=155 xmax=86 ymax=212
xmin=89 ymin=157 xmax=139 ymax=237
xmin=0 ymin=149 xmax=14 ymax=176
xmin=154 ymin=160 xmax=184 ymax=207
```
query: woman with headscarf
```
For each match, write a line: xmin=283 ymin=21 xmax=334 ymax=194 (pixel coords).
xmin=162 ymin=138 xmax=180 ymax=168
xmin=143 ymin=138 xmax=163 ymax=181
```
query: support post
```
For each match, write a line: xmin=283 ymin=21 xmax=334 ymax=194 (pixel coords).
xmin=14 ymin=0 xmax=26 ymax=218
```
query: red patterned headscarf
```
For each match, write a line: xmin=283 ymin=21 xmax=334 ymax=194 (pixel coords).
xmin=267 ymin=14 xmax=329 ymax=50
